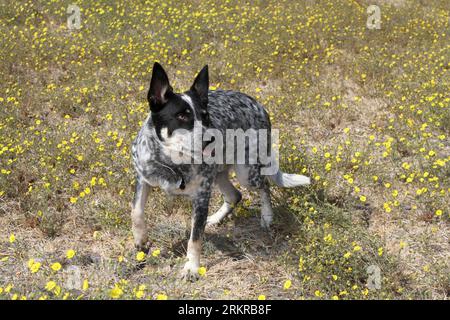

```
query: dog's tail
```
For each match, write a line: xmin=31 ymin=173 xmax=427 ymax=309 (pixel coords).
xmin=268 ymin=169 xmax=311 ymax=188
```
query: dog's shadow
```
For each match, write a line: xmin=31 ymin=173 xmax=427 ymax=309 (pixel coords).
xmin=168 ymin=204 xmax=297 ymax=263
xmin=170 ymin=234 xmax=245 ymax=260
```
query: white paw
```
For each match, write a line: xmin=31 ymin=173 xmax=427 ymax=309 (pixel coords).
xmin=206 ymin=203 xmax=232 ymax=226
xmin=206 ymin=214 xmax=222 ymax=226
xmin=181 ymin=261 xmax=200 ymax=281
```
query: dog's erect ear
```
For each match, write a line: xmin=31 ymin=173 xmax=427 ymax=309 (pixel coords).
xmin=191 ymin=65 xmax=209 ymax=106
xmin=148 ymin=62 xmax=172 ymax=111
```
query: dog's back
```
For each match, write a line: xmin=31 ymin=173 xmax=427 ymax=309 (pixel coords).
xmin=208 ymin=90 xmax=271 ymax=132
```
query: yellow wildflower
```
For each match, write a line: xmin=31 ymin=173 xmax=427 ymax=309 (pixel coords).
xmin=283 ymin=280 xmax=292 ymax=290
xmin=198 ymin=266 xmax=207 ymax=276
xmin=110 ymin=286 xmax=123 ymax=299
xmin=136 ymin=251 xmax=146 ymax=261
xmin=152 ymin=249 xmax=161 ymax=257
xmin=156 ymin=293 xmax=168 ymax=300
xmin=66 ymin=249 xmax=76 ymax=259
xmin=51 ymin=262 xmax=62 ymax=272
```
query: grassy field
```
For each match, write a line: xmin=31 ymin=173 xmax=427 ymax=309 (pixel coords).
xmin=0 ymin=0 xmax=448 ymax=300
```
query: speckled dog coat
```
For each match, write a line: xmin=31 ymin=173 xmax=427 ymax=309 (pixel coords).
xmin=131 ymin=62 xmax=310 ymax=280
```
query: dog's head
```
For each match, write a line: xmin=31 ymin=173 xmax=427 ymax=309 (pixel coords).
xmin=147 ymin=62 xmax=211 ymax=141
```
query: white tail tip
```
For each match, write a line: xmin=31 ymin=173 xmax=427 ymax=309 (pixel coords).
xmin=269 ymin=171 xmax=311 ymax=188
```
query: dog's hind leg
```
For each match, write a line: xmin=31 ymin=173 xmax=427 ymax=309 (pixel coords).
xmin=207 ymin=170 xmax=242 ymax=226
xmin=259 ymin=186 xmax=274 ymax=229
xmin=235 ymin=164 xmax=273 ymax=229
xmin=131 ymin=176 xmax=151 ymax=251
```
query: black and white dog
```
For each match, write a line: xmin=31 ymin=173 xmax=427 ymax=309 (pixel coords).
xmin=131 ymin=62 xmax=310 ymax=280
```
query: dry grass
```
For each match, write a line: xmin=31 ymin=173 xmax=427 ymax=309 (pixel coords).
xmin=0 ymin=0 xmax=448 ymax=299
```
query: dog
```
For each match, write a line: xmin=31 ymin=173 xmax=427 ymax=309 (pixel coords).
xmin=131 ymin=62 xmax=310 ymax=280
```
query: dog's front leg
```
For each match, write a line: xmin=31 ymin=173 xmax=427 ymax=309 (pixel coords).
xmin=131 ymin=176 xmax=151 ymax=252
xmin=182 ymin=184 xmax=212 ymax=281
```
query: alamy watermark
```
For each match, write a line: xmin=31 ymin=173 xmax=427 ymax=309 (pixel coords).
xmin=366 ymin=265 xmax=382 ymax=290
xmin=156 ymin=124 xmax=280 ymax=176
xmin=65 ymin=265 xmax=82 ymax=290
xmin=367 ymin=5 xmax=381 ymax=30
xmin=67 ymin=4 xmax=81 ymax=30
